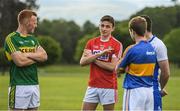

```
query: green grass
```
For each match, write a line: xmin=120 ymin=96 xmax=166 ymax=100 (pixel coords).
xmin=0 ymin=65 xmax=180 ymax=110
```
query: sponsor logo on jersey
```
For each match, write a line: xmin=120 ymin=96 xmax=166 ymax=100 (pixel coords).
xmin=19 ymin=41 xmax=24 ymax=45
xmin=19 ymin=47 xmax=36 ymax=53
xmin=146 ymin=51 xmax=155 ymax=55
xmin=24 ymin=40 xmax=29 ymax=43
xmin=93 ymin=50 xmax=110 ymax=61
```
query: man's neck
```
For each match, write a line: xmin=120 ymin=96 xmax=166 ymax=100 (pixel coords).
xmin=146 ymin=32 xmax=153 ymax=40
xmin=135 ymin=36 xmax=147 ymax=43
xmin=100 ymin=35 xmax=111 ymax=42
xmin=16 ymin=26 xmax=28 ymax=36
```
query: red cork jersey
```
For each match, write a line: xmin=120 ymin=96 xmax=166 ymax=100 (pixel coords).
xmin=85 ymin=36 xmax=122 ymax=89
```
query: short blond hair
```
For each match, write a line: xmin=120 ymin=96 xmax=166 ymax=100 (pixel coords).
xmin=18 ymin=9 xmax=37 ymax=24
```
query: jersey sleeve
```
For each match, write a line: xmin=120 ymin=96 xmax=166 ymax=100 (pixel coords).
xmin=33 ymin=37 xmax=40 ymax=47
xmin=113 ymin=42 xmax=123 ymax=59
xmin=156 ymin=41 xmax=168 ymax=61
xmin=118 ymin=45 xmax=134 ymax=69
xmin=4 ymin=35 xmax=20 ymax=61
xmin=4 ymin=36 xmax=19 ymax=54
xmin=85 ymin=39 xmax=92 ymax=50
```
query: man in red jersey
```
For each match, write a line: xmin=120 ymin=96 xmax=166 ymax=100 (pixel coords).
xmin=80 ymin=15 xmax=122 ymax=110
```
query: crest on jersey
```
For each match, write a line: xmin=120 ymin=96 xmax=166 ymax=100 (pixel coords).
xmin=108 ymin=46 xmax=112 ymax=50
xmin=31 ymin=40 xmax=35 ymax=45
xmin=100 ymin=45 xmax=104 ymax=50
xmin=19 ymin=41 xmax=24 ymax=45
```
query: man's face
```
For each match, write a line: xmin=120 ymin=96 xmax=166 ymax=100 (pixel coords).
xmin=26 ymin=15 xmax=37 ymax=33
xmin=99 ymin=21 xmax=114 ymax=37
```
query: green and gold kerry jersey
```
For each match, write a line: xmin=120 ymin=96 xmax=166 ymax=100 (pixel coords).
xmin=4 ymin=32 xmax=40 ymax=86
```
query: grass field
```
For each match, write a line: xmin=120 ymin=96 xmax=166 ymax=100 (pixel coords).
xmin=0 ymin=65 xmax=180 ymax=110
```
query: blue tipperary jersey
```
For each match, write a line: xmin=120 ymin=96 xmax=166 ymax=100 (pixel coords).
xmin=118 ymin=41 xmax=157 ymax=89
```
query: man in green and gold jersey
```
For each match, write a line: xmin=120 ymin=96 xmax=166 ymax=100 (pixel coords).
xmin=4 ymin=9 xmax=47 ymax=110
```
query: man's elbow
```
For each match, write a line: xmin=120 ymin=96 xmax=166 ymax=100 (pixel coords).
xmin=43 ymin=54 xmax=48 ymax=61
xmin=39 ymin=53 xmax=48 ymax=62
xmin=80 ymin=61 xmax=86 ymax=67
xmin=108 ymin=67 xmax=115 ymax=72
xmin=14 ymin=61 xmax=26 ymax=67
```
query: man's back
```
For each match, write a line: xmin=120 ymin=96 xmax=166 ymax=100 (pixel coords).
xmin=120 ymin=41 xmax=156 ymax=89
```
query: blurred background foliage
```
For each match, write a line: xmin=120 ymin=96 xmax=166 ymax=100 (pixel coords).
xmin=0 ymin=0 xmax=180 ymax=69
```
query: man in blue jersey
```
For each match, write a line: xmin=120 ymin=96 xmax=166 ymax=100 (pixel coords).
xmin=116 ymin=16 xmax=156 ymax=110
xmin=141 ymin=15 xmax=170 ymax=111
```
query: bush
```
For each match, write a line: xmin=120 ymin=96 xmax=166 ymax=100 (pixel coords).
xmin=164 ymin=28 xmax=180 ymax=66
xmin=74 ymin=32 xmax=98 ymax=62
xmin=37 ymin=36 xmax=62 ymax=65
xmin=0 ymin=48 xmax=9 ymax=75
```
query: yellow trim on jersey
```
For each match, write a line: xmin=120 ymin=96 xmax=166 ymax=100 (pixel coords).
xmin=128 ymin=63 xmax=155 ymax=76
xmin=5 ymin=32 xmax=17 ymax=52
xmin=7 ymin=37 xmax=16 ymax=52
xmin=117 ymin=45 xmax=135 ymax=68
xmin=123 ymin=44 xmax=134 ymax=58
xmin=5 ymin=51 xmax=12 ymax=61
xmin=20 ymin=34 xmax=31 ymax=37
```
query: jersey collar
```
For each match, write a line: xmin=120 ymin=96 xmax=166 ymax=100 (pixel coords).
xmin=148 ymin=35 xmax=156 ymax=42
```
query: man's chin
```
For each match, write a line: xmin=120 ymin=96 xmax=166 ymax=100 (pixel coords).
xmin=101 ymin=34 xmax=109 ymax=37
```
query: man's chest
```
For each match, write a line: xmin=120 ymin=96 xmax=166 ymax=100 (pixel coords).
xmin=15 ymin=38 xmax=37 ymax=53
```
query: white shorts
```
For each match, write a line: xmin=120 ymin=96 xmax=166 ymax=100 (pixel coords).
xmin=8 ymin=85 xmax=40 ymax=109
xmin=123 ymin=87 xmax=154 ymax=111
xmin=83 ymin=87 xmax=117 ymax=105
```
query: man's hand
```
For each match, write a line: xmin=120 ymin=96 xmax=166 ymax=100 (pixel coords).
xmin=161 ymin=89 xmax=168 ymax=97
xmin=100 ymin=47 xmax=113 ymax=56
xmin=83 ymin=49 xmax=92 ymax=57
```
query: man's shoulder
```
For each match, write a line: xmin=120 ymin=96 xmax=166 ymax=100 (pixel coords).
xmin=5 ymin=32 xmax=17 ymax=40
xmin=87 ymin=36 xmax=99 ymax=43
xmin=111 ymin=37 xmax=122 ymax=45
xmin=151 ymin=36 xmax=163 ymax=44
xmin=151 ymin=37 xmax=166 ymax=48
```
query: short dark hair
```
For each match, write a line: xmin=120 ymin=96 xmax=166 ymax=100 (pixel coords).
xmin=18 ymin=9 xmax=37 ymax=24
xmin=129 ymin=16 xmax=147 ymax=36
xmin=140 ymin=15 xmax=152 ymax=32
xmin=100 ymin=15 xmax=115 ymax=27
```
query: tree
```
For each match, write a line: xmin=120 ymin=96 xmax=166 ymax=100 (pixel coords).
xmin=37 ymin=36 xmax=62 ymax=65
xmin=0 ymin=48 xmax=9 ymax=75
xmin=74 ymin=32 xmax=98 ymax=62
xmin=131 ymin=6 xmax=179 ymax=39
xmin=172 ymin=0 xmax=178 ymax=5
xmin=113 ymin=21 xmax=133 ymax=50
xmin=82 ymin=20 xmax=97 ymax=36
xmin=164 ymin=28 xmax=180 ymax=66
xmin=37 ymin=19 xmax=82 ymax=64
xmin=0 ymin=0 xmax=38 ymax=47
